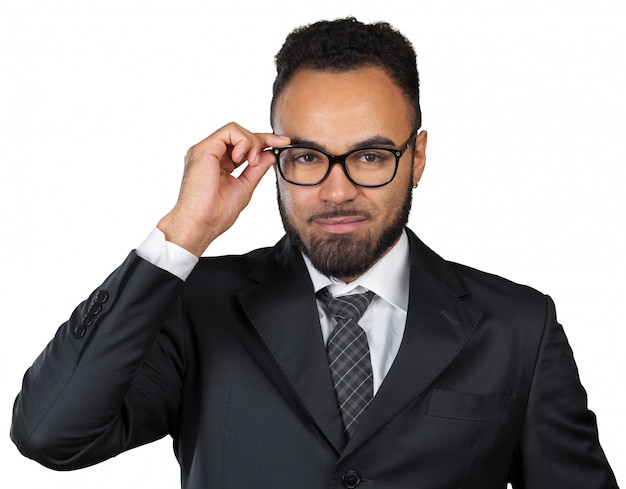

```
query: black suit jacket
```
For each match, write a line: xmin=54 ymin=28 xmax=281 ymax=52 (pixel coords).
xmin=11 ymin=229 xmax=618 ymax=488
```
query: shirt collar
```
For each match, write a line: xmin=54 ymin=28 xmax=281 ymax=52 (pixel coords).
xmin=303 ymin=230 xmax=410 ymax=313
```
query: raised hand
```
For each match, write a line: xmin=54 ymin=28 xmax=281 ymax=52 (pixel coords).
xmin=157 ymin=122 xmax=289 ymax=256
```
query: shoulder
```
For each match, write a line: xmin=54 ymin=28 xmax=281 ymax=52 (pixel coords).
xmin=450 ymin=260 xmax=550 ymax=319
xmin=177 ymin=246 xmax=274 ymax=309
xmin=185 ymin=245 xmax=275 ymax=291
xmin=440 ymin=260 xmax=553 ymax=350
xmin=406 ymin=228 xmax=550 ymax=321
xmin=452 ymin=260 xmax=543 ymax=299
xmin=182 ymin=235 xmax=304 ymax=297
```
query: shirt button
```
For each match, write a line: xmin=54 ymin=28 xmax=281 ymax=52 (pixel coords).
xmin=342 ymin=470 xmax=361 ymax=488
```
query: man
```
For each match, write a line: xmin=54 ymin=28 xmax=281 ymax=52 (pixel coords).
xmin=11 ymin=17 xmax=618 ymax=489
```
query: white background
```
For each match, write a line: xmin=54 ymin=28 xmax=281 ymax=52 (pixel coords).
xmin=1 ymin=0 xmax=624 ymax=486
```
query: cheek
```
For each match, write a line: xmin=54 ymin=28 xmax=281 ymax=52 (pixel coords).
xmin=278 ymin=185 xmax=295 ymax=213
xmin=368 ymin=184 xmax=403 ymax=212
xmin=378 ymin=183 xmax=410 ymax=219
xmin=279 ymin=184 xmax=309 ymax=221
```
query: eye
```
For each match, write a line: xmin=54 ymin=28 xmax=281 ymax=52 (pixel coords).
xmin=363 ymin=152 xmax=384 ymax=162
xmin=296 ymin=152 xmax=320 ymax=164
xmin=284 ymin=149 xmax=326 ymax=166
xmin=351 ymin=149 xmax=393 ymax=165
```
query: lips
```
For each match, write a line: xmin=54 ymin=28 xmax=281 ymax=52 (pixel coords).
xmin=312 ymin=215 xmax=369 ymax=234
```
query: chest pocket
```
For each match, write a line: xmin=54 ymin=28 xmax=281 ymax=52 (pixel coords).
xmin=426 ymin=389 xmax=516 ymax=423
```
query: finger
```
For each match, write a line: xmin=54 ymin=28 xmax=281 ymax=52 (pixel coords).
xmin=255 ymin=147 xmax=279 ymax=169
xmin=247 ymin=133 xmax=290 ymax=165
xmin=260 ymin=132 xmax=291 ymax=148
xmin=237 ymin=153 xmax=276 ymax=194
xmin=189 ymin=124 xmax=289 ymax=171
xmin=215 ymin=124 xmax=271 ymax=165
xmin=230 ymin=132 xmax=289 ymax=167
xmin=190 ymin=122 xmax=253 ymax=167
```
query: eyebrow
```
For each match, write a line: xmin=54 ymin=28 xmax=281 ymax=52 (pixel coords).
xmin=289 ymin=135 xmax=399 ymax=152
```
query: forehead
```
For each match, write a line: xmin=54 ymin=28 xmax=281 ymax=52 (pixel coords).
xmin=272 ymin=66 xmax=413 ymax=149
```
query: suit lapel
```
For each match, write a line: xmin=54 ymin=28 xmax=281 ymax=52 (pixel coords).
xmin=236 ymin=238 xmax=346 ymax=453
xmin=341 ymin=231 xmax=483 ymax=457
xmin=235 ymin=232 xmax=483 ymax=457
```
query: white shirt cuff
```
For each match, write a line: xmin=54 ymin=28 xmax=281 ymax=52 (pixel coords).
xmin=136 ymin=228 xmax=199 ymax=281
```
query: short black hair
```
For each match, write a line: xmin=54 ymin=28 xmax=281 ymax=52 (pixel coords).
xmin=271 ymin=17 xmax=421 ymax=129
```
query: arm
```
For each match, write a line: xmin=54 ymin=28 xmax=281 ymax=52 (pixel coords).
xmin=509 ymin=297 xmax=619 ymax=488
xmin=11 ymin=123 xmax=290 ymax=469
xmin=11 ymin=253 xmax=186 ymax=469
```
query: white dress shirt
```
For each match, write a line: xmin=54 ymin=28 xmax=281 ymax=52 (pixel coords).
xmin=302 ymin=232 xmax=409 ymax=394
xmin=136 ymin=228 xmax=410 ymax=395
xmin=136 ymin=228 xmax=199 ymax=281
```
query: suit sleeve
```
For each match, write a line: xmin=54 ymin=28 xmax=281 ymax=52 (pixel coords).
xmin=10 ymin=251 xmax=187 ymax=470
xmin=509 ymin=296 xmax=619 ymax=488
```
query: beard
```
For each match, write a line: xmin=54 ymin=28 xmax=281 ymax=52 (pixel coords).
xmin=278 ymin=179 xmax=413 ymax=280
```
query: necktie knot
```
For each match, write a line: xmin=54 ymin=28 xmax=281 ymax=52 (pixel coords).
xmin=319 ymin=289 xmax=375 ymax=325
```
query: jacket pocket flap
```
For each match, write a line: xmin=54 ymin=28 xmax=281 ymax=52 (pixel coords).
xmin=427 ymin=389 xmax=516 ymax=423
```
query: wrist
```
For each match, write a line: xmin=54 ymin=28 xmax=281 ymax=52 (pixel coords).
xmin=137 ymin=228 xmax=199 ymax=280
xmin=157 ymin=211 xmax=218 ymax=258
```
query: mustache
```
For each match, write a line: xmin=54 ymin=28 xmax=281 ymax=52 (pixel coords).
xmin=308 ymin=207 xmax=373 ymax=222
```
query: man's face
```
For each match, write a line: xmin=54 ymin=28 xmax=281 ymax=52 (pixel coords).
xmin=272 ymin=66 xmax=427 ymax=282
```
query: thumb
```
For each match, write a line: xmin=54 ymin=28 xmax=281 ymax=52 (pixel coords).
xmin=238 ymin=149 xmax=276 ymax=193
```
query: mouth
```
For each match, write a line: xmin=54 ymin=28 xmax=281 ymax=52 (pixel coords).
xmin=311 ymin=215 xmax=369 ymax=234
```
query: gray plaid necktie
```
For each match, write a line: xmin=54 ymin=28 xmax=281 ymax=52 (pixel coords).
xmin=320 ymin=288 xmax=375 ymax=439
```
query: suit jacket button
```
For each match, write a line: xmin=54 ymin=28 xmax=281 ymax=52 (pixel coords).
xmin=94 ymin=290 xmax=109 ymax=304
xmin=88 ymin=303 xmax=102 ymax=315
xmin=342 ymin=470 xmax=361 ymax=488
xmin=73 ymin=325 xmax=86 ymax=338
xmin=81 ymin=314 xmax=95 ymax=327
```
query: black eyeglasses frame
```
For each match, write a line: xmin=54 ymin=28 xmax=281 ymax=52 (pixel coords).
xmin=270 ymin=131 xmax=418 ymax=188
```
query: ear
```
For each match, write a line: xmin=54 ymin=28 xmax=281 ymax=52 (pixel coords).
xmin=412 ymin=130 xmax=427 ymax=186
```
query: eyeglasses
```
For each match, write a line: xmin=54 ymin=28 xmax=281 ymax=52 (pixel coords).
xmin=270 ymin=132 xmax=417 ymax=187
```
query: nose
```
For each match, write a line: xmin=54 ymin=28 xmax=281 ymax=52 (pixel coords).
xmin=317 ymin=162 xmax=360 ymax=204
